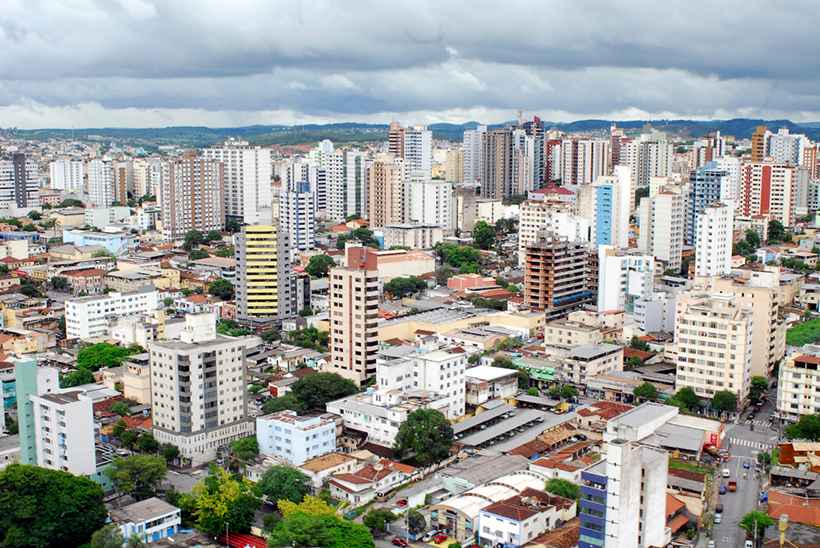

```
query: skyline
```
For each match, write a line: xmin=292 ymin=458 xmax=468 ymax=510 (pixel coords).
xmin=3 ymin=1 xmax=820 ymax=128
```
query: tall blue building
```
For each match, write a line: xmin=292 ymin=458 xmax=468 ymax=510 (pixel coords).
xmin=579 ymin=460 xmax=608 ymax=548
xmin=687 ymin=162 xmax=731 ymax=245
xmin=594 ymin=184 xmax=615 ymax=246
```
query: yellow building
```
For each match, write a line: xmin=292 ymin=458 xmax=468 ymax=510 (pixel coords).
xmin=236 ymin=224 xmax=290 ymax=322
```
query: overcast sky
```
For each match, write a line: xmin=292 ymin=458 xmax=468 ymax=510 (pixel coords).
xmin=2 ymin=0 xmax=819 ymax=128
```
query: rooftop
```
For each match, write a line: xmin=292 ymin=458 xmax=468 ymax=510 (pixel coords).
xmin=110 ymin=497 xmax=179 ymax=524
xmin=300 ymin=452 xmax=356 ymax=473
xmin=568 ymin=343 xmax=622 ymax=360
xmin=464 ymin=365 xmax=518 ymax=382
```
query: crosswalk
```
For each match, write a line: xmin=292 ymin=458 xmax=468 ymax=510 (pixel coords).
xmin=746 ymin=419 xmax=771 ymax=429
xmin=728 ymin=437 xmax=773 ymax=451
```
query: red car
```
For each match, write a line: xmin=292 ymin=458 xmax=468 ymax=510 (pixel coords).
xmin=392 ymin=538 xmax=409 ymax=547
xmin=434 ymin=533 xmax=449 ymax=543
xmin=396 ymin=498 xmax=408 ymax=507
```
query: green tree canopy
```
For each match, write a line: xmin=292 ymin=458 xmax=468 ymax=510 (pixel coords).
xmin=336 ymin=227 xmax=379 ymax=249
xmin=384 ymin=276 xmax=427 ymax=298
xmin=110 ymin=401 xmax=131 ymax=416
xmin=208 ymin=278 xmax=235 ymax=300
xmin=545 ymin=478 xmax=580 ymax=500
xmin=435 ymin=242 xmax=481 ymax=272
xmin=768 ymin=220 xmax=788 ymax=243
xmin=289 ymin=372 xmax=358 ymax=412
xmin=633 ymin=382 xmax=659 ymax=402
xmin=711 ymin=390 xmax=738 ymax=412
xmin=407 ymin=509 xmax=426 ymax=535
xmin=161 ymin=443 xmax=180 ymax=463
xmin=188 ymin=249 xmax=209 ymax=260
xmin=0 ymin=464 xmax=107 ymax=547
xmin=629 ymin=336 xmax=650 ymax=352
xmin=394 ymin=408 xmax=454 ymax=466
xmin=230 ymin=436 xmax=259 ymax=468
xmin=739 ymin=510 xmax=775 ymax=538
xmin=560 ymin=385 xmax=578 ymax=400
xmin=263 ymin=393 xmax=305 ymax=414
xmin=77 ymin=343 xmax=141 ymax=371
xmin=472 ymin=220 xmax=496 ymax=250
xmin=674 ymin=387 xmax=700 ymax=411
xmin=183 ymin=229 xmax=204 ymax=251
xmin=136 ymin=433 xmax=160 ymax=454
xmin=362 ymin=508 xmax=397 ymax=534
xmin=256 ymin=466 xmax=311 ymax=506
xmin=306 ymin=254 xmax=336 ymax=278
xmin=268 ymin=511 xmax=374 ymax=548
xmin=205 ymin=230 xmax=223 ymax=242
xmin=785 ymin=414 xmax=820 ymax=441
xmin=51 ymin=275 xmax=69 ymax=291
xmin=749 ymin=376 xmax=768 ymax=404
xmin=106 ymin=454 xmax=167 ymax=500
xmin=193 ymin=466 xmax=261 ymax=536
xmin=61 ymin=368 xmax=96 ymax=388
xmin=90 ymin=524 xmax=125 ymax=548
xmin=216 ymin=319 xmax=252 ymax=337
xmin=286 ymin=326 xmax=329 ymax=351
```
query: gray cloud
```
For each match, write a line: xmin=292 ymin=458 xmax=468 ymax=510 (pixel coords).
xmin=1 ymin=0 xmax=819 ymax=127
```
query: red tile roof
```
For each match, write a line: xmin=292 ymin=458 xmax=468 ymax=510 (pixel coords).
xmin=768 ymin=489 xmax=820 ymax=526
xmin=666 ymin=494 xmax=686 ymax=518
xmin=482 ymin=488 xmax=574 ymax=522
xmin=525 ymin=517 xmax=579 ymax=548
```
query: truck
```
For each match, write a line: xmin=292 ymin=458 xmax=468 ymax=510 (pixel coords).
xmin=728 ymin=481 xmax=737 ymax=492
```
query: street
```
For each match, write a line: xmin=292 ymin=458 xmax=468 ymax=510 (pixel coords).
xmin=710 ymin=391 xmax=779 ymax=547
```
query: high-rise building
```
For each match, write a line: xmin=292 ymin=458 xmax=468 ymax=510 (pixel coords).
xmin=367 ymin=153 xmax=406 ymax=228
xmin=597 ymin=246 xmax=655 ymax=313
xmin=15 ymin=359 xmax=60 ymax=466
xmin=637 ymin=191 xmax=684 ymax=271
xmin=751 ymin=125 xmax=768 ymax=163
xmin=131 ymin=158 xmax=153 ymax=198
xmin=739 ymin=162 xmax=796 ymax=226
xmin=544 ymin=138 xmax=562 ymax=183
xmin=691 ymin=131 xmax=726 ymax=168
xmin=462 ymin=125 xmax=487 ymax=185
xmin=88 ymin=159 xmax=114 ymax=207
xmin=326 ymin=149 xmax=367 ymax=222
xmin=523 ymin=230 xmax=592 ymax=319
xmin=159 ymin=153 xmax=225 ymax=241
xmin=65 ymin=288 xmax=160 ymax=340
xmin=326 ymin=246 xmax=380 ymax=385
xmin=0 ymin=153 xmax=39 ymax=209
xmin=113 ymin=160 xmax=132 ymax=205
xmin=31 ymin=391 xmax=96 ymax=475
xmin=279 ymin=182 xmax=315 ymax=261
xmin=577 ymin=166 xmax=631 ymax=248
xmin=518 ymin=200 xmax=589 ymax=265
xmin=687 ymin=162 xmax=734 ymax=244
xmin=511 ymin=128 xmax=537 ymax=195
xmin=403 ymin=126 xmax=432 ymax=177
xmin=150 ymin=312 xmax=258 ymax=465
xmin=49 ymin=159 xmax=83 ymax=193
xmin=481 ymin=129 xmax=514 ymax=199
xmin=766 ymin=128 xmax=810 ymax=166
xmin=694 ymin=202 xmax=733 ymax=278
xmin=388 ymin=121 xmax=405 ymax=158
xmin=203 ymin=139 xmax=273 ymax=225
xmin=675 ymin=292 xmax=753 ymax=402
xmin=777 ymin=350 xmax=820 ymax=422
xmin=406 ymin=178 xmax=452 ymax=231
xmin=444 ymin=148 xmax=464 ymax=183
xmin=561 ymin=139 xmax=610 ymax=186
xmin=235 ymin=224 xmax=293 ymax=323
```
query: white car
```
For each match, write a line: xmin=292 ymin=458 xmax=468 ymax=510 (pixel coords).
xmin=745 ymin=542 xmax=753 ymax=548
xmin=714 ymin=514 xmax=722 ymax=524
xmin=707 ymin=541 xmax=715 ymax=548
xmin=722 ymin=468 xmax=730 ymax=478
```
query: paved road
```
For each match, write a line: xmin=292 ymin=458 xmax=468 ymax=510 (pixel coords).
xmin=710 ymin=390 xmax=779 ymax=547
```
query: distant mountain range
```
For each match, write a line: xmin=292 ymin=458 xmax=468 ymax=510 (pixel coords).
xmin=5 ymin=118 xmax=820 ymax=147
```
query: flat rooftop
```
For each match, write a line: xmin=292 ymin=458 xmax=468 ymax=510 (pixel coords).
xmin=610 ymin=402 xmax=678 ymax=429
xmin=464 ymin=365 xmax=518 ymax=382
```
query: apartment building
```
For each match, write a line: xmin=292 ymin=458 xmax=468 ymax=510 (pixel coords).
xmin=30 ymin=391 xmax=96 ymax=475
xmin=523 ymin=231 xmax=592 ymax=319
xmin=687 ymin=162 xmax=734 ymax=244
xmin=543 ymin=319 xmax=603 ymax=349
xmin=577 ymin=167 xmax=631 ymax=248
xmin=562 ymin=343 xmax=624 ymax=385
xmin=597 ymin=246 xmax=654 ymax=313
xmin=279 ymin=182 xmax=315 ymax=261
xmin=367 ymin=153 xmax=406 ymax=228
xmin=518 ymin=199 xmax=588 ymax=265
xmin=49 ymin=158 xmax=84 ymax=193
xmin=203 ymin=139 xmax=272 ymax=224
xmin=637 ymin=191 xmax=684 ymax=271
xmin=235 ymin=223 xmax=293 ymax=323
xmin=696 ymin=276 xmax=785 ymax=377
xmin=465 ymin=365 xmax=518 ymax=406
xmin=777 ymin=350 xmax=820 ymax=421
xmin=694 ymin=202 xmax=733 ymax=278
xmin=674 ymin=293 xmax=753 ymax=402
xmin=325 ymin=149 xmax=367 ymax=222
xmin=256 ymin=410 xmax=336 ymax=465
xmin=149 ymin=313 xmax=259 ymax=465
xmin=159 ymin=153 xmax=225 ymax=240
xmin=477 ymin=489 xmax=576 ymax=547
xmin=406 ymin=178 xmax=452 ymax=231
xmin=381 ymin=223 xmax=444 ymax=249
xmin=87 ymin=159 xmax=115 ymax=208
xmin=739 ymin=163 xmax=796 ymax=226
xmin=326 ymin=246 xmax=380 ymax=385
xmin=65 ymin=288 xmax=159 ymax=340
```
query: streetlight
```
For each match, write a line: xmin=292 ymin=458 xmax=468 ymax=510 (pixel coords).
xmin=778 ymin=513 xmax=789 ymax=548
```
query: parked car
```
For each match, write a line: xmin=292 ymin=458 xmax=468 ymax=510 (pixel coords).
xmin=722 ymin=468 xmax=730 ymax=478
xmin=434 ymin=533 xmax=449 ymax=543
xmin=728 ymin=481 xmax=737 ymax=492
xmin=392 ymin=538 xmax=408 ymax=547
xmin=708 ymin=541 xmax=715 ymax=548
xmin=719 ymin=484 xmax=726 ymax=495
xmin=714 ymin=513 xmax=722 ymax=524
xmin=743 ymin=461 xmax=751 ymax=469
xmin=396 ymin=499 xmax=408 ymax=507
xmin=745 ymin=541 xmax=754 ymax=548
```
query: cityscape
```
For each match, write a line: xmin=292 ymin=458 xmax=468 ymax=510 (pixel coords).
xmin=1 ymin=3 xmax=820 ymax=548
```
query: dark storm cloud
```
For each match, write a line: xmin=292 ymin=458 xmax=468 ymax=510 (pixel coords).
xmin=1 ymin=0 xmax=819 ymax=127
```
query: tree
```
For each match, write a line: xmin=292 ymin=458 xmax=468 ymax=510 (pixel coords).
xmin=712 ymin=390 xmax=738 ymax=412
xmin=59 ymin=198 xmax=85 ymax=208
xmin=182 ymin=229 xmax=204 ymax=251
xmin=61 ymin=368 xmax=95 ymax=388
xmin=161 ymin=443 xmax=180 ymax=463
xmin=111 ymin=401 xmax=131 ymax=416
xmin=27 ymin=210 xmax=42 ymax=221
xmin=0 ymin=464 xmax=107 ymax=547
xmin=225 ymin=218 xmax=242 ymax=233
xmin=384 ymin=276 xmax=427 ymax=298
xmin=527 ymin=387 xmax=539 ymax=396
xmin=633 ymin=382 xmax=658 ymax=402
xmin=472 ymin=220 xmax=496 ymax=250
xmin=629 ymin=336 xmax=650 ymax=352
xmin=256 ymin=466 xmax=311 ymax=506
xmin=268 ymin=511 xmax=374 ymax=548
xmin=163 ymin=296 xmax=174 ymax=307
xmin=768 ymin=220 xmax=787 ymax=243
xmin=263 ymin=393 xmax=305 ymax=414
xmin=560 ymin=385 xmax=578 ymax=400
xmin=192 ymin=466 xmax=260 ymax=536
xmin=435 ymin=242 xmax=481 ymax=271
xmin=188 ymin=249 xmax=209 ymax=260
xmin=407 ymin=509 xmax=426 ymax=535
xmin=545 ymin=478 xmax=580 ymax=500
xmin=784 ymin=414 xmax=820 ymax=441
xmin=216 ymin=319 xmax=252 ymax=336
xmin=278 ymin=495 xmax=335 ymax=518
xmin=90 ymin=524 xmax=125 ymax=548
xmin=394 ymin=408 xmax=454 ymax=466
xmin=739 ymin=510 xmax=775 ymax=539
xmin=306 ymin=254 xmax=336 ymax=278
xmin=106 ymin=455 xmax=167 ymax=500
xmin=749 ymin=376 xmax=768 ymax=404
xmin=363 ymin=508 xmax=397 ymax=535
xmin=215 ymin=245 xmax=235 ymax=258
xmin=229 ymin=436 xmax=259 ymax=469
xmin=286 ymin=326 xmax=329 ymax=351
xmin=137 ymin=433 xmax=160 ymax=454
xmin=208 ymin=278 xmax=235 ymax=300
xmin=120 ymin=429 xmax=139 ymax=450
xmin=289 ymin=372 xmax=357 ymax=412
xmin=51 ymin=275 xmax=69 ymax=291
xmin=205 ymin=229 xmax=223 ymax=243
xmin=77 ymin=342 xmax=140 ymax=370
xmin=674 ymin=387 xmax=700 ymax=411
